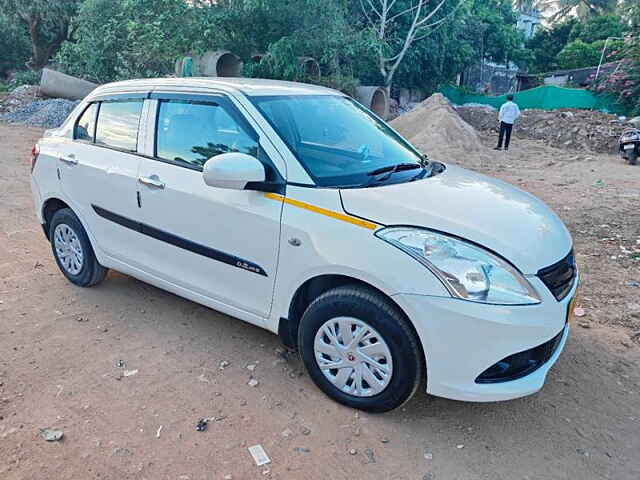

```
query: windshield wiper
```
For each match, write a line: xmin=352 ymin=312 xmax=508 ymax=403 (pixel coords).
xmin=364 ymin=162 xmax=422 ymax=187
xmin=367 ymin=162 xmax=420 ymax=177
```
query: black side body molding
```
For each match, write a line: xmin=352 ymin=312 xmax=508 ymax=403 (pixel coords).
xmin=92 ymin=205 xmax=267 ymax=277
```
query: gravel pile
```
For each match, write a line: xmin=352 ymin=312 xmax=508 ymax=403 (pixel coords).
xmin=1 ymin=98 xmax=79 ymax=129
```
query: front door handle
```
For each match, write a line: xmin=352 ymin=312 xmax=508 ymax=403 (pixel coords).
xmin=138 ymin=175 xmax=165 ymax=189
xmin=59 ymin=154 xmax=78 ymax=165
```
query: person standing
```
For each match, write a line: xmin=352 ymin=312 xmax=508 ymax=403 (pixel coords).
xmin=494 ymin=94 xmax=520 ymax=151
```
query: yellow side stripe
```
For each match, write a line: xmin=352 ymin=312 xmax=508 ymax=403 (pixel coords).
xmin=264 ymin=193 xmax=378 ymax=230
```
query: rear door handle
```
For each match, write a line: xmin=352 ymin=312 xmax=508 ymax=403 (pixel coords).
xmin=59 ymin=154 xmax=78 ymax=165
xmin=138 ymin=175 xmax=165 ymax=189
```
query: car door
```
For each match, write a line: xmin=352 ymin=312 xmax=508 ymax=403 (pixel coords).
xmin=135 ymin=93 xmax=284 ymax=319
xmin=57 ymin=94 xmax=148 ymax=265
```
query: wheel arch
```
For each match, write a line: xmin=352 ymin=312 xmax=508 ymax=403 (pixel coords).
xmin=278 ymin=274 xmax=425 ymax=365
xmin=42 ymin=197 xmax=72 ymax=240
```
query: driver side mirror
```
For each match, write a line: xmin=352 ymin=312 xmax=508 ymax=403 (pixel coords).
xmin=203 ymin=152 xmax=266 ymax=190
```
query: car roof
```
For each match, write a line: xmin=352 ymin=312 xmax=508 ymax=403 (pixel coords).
xmin=88 ymin=77 xmax=342 ymax=98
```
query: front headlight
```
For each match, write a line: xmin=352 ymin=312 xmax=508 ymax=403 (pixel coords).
xmin=377 ymin=227 xmax=540 ymax=305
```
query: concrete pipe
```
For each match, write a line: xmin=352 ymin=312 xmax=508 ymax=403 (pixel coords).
xmin=197 ymin=50 xmax=242 ymax=77
xmin=355 ymin=86 xmax=389 ymax=120
xmin=175 ymin=58 xmax=183 ymax=77
xmin=298 ymin=57 xmax=320 ymax=79
xmin=40 ymin=68 xmax=98 ymax=101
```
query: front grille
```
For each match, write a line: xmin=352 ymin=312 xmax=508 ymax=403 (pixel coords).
xmin=537 ymin=250 xmax=576 ymax=301
xmin=475 ymin=328 xmax=565 ymax=384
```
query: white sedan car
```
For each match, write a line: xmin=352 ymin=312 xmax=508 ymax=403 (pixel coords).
xmin=30 ymin=78 xmax=578 ymax=412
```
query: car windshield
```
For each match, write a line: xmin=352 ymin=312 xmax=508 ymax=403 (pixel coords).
xmin=251 ymin=94 xmax=424 ymax=187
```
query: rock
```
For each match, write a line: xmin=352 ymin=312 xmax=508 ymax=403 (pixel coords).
xmin=247 ymin=378 xmax=259 ymax=387
xmin=113 ymin=447 xmax=133 ymax=456
xmin=219 ymin=360 xmax=230 ymax=370
xmin=380 ymin=437 xmax=390 ymax=444
xmin=456 ymin=444 xmax=464 ymax=449
xmin=301 ymin=426 xmax=311 ymax=436
xmin=40 ymin=428 xmax=63 ymax=442
xmin=246 ymin=364 xmax=256 ymax=372
xmin=281 ymin=428 xmax=293 ymax=438
xmin=576 ymin=448 xmax=590 ymax=457
xmin=349 ymin=448 xmax=358 ymax=455
xmin=364 ymin=448 xmax=376 ymax=464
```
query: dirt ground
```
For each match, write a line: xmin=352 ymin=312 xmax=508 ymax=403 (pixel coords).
xmin=1 ymin=122 xmax=639 ymax=480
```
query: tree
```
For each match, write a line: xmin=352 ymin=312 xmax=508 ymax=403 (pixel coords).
xmin=570 ymin=13 xmax=623 ymax=43
xmin=591 ymin=2 xmax=640 ymax=115
xmin=57 ymin=0 xmax=198 ymax=82
xmin=526 ymin=18 xmax=579 ymax=72
xmin=0 ymin=11 xmax=31 ymax=76
xmin=0 ymin=0 xmax=79 ymax=70
xmin=359 ymin=0 xmax=465 ymax=87
xmin=538 ymin=0 xmax=617 ymax=22
xmin=556 ymin=39 xmax=601 ymax=68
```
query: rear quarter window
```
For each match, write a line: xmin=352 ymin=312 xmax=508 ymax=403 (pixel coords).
xmin=95 ymin=101 xmax=143 ymax=152
xmin=74 ymin=103 xmax=98 ymax=141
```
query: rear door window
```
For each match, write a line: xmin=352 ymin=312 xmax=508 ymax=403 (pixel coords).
xmin=95 ymin=101 xmax=143 ymax=152
xmin=74 ymin=103 xmax=98 ymax=141
xmin=155 ymin=100 xmax=258 ymax=170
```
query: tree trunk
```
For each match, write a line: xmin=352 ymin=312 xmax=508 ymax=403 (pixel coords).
xmin=25 ymin=14 xmax=68 ymax=70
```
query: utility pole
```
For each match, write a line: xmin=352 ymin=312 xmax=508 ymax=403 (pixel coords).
xmin=595 ymin=36 xmax=624 ymax=82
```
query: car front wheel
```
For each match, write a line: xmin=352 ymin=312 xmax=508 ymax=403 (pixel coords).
xmin=298 ymin=285 xmax=424 ymax=412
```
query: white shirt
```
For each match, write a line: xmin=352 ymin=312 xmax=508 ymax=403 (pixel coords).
xmin=499 ymin=101 xmax=521 ymax=124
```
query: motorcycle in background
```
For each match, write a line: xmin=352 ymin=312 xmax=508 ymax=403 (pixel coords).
xmin=619 ymin=128 xmax=640 ymax=165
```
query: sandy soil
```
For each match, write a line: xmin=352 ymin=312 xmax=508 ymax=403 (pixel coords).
xmin=1 ymin=122 xmax=639 ymax=480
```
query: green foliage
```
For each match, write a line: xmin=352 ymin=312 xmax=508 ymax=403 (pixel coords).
xmin=57 ymin=0 xmax=198 ymax=82
xmin=9 ymin=69 xmax=42 ymax=88
xmin=527 ymin=13 xmax=626 ymax=73
xmin=0 ymin=0 xmax=80 ymax=69
xmin=466 ymin=0 xmax=527 ymax=66
xmin=44 ymin=0 xmax=535 ymax=96
xmin=591 ymin=2 xmax=640 ymax=115
xmin=526 ymin=19 xmax=579 ymax=72
xmin=569 ymin=14 xmax=624 ymax=43
xmin=0 ymin=11 xmax=31 ymax=76
xmin=557 ymin=40 xmax=601 ymax=69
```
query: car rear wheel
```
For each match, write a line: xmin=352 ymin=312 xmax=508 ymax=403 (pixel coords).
xmin=298 ymin=285 xmax=423 ymax=412
xmin=50 ymin=208 xmax=107 ymax=287
xmin=628 ymin=150 xmax=638 ymax=166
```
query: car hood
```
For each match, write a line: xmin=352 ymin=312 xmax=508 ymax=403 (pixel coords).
xmin=340 ymin=164 xmax=572 ymax=274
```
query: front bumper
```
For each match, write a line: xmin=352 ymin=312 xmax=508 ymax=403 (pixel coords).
xmin=393 ymin=275 xmax=577 ymax=402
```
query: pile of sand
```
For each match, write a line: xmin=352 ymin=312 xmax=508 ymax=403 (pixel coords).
xmin=390 ymin=93 xmax=486 ymax=155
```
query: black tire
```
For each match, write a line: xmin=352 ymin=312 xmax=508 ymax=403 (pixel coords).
xmin=49 ymin=208 xmax=107 ymax=287
xmin=629 ymin=150 xmax=638 ymax=166
xmin=298 ymin=285 xmax=424 ymax=412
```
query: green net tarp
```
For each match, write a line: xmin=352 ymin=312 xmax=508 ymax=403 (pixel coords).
xmin=440 ymin=84 xmax=627 ymax=115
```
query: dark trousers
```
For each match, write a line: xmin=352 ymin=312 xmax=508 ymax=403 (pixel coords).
xmin=497 ymin=121 xmax=513 ymax=149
